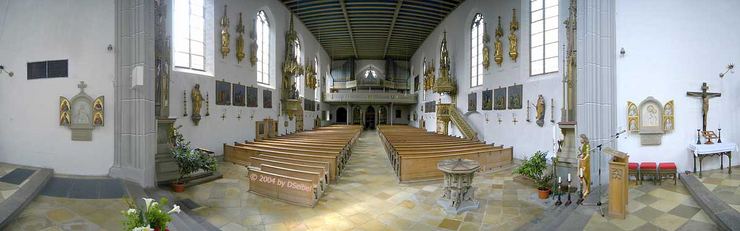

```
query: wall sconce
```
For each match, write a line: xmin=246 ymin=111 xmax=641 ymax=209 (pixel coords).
xmin=719 ymin=64 xmax=735 ymax=78
xmin=0 ymin=65 xmax=14 ymax=77
xmin=619 ymin=48 xmax=625 ymax=56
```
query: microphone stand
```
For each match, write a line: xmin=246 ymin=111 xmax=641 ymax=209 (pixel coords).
xmin=581 ymin=130 xmax=624 ymax=217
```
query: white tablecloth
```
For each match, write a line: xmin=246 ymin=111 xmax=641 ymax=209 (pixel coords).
xmin=688 ymin=142 xmax=738 ymax=156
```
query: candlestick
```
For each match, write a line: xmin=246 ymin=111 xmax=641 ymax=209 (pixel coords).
xmin=555 ymin=183 xmax=562 ymax=206
xmin=568 ymin=173 xmax=571 ymax=182
xmin=718 ymin=128 xmax=722 ymax=143
xmin=183 ymin=90 xmax=188 ymax=117
xmin=697 ymin=129 xmax=702 ymax=145
xmin=565 ymin=181 xmax=572 ymax=206
xmin=558 ymin=177 xmax=562 ymax=183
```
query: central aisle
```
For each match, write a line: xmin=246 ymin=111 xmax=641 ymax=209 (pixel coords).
xmin=178 ymin=130 xmax=543 ymax=231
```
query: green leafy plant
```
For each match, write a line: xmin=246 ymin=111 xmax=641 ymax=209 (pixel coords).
xmin=170 ymin=125 xmax=218 ymax=184
xmin=122 ymin=197 xmax=180 ymax=230
xmin=514 ymin=151 xmax=552 ymax=190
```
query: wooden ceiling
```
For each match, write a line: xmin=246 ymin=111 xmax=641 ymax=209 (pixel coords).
xmin=282 ymin=0 xmax=464 ymax=60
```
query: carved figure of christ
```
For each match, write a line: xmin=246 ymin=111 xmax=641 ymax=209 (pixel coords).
xmin=686 ymin=82 xmax=721 ymax=131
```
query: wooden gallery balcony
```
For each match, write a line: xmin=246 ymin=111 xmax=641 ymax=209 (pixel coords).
xmin=323 ymin=92 xmax=418 ymax=104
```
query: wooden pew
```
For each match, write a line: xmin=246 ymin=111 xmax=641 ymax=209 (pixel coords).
xmin=247 ymin=167 xmax=318 ymax=207
xmin=249 ymin=157 xmax=328 ymax=190
xmin=259 ymin=164 xmax=325 ymax=195
xmin=377 ymin=125 xmax=514 ymax=182
xmin=223 ymin=143 xmax=340 ymax=182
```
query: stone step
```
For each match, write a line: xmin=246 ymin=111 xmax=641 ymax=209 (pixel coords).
xmin=0 ymin=167 xmax=53 ymax=229
xmin=680 ymin=173 xmax=740 ymax=231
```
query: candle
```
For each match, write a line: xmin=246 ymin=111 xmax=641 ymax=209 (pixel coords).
xmin=568 ymin=173 xmax=571 ymax=182
xmin=558 ymin=177 xmax=562 ymax=183
xmin=579 ymin=168 xmax=584 ymax=177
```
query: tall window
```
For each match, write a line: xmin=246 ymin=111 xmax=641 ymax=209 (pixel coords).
xmin=256 ymin=11 xmax=270 ymax=84
xmin=471 ymin=13 xmax=484 ymax=87
xmin=173 ymin=0 xmax=206 ymax=71
xmin=422 ymin=58 xmax=427 ymax=100
xmin=294 ymin=40 xmax=303 ymax=97
xmin=314 ymin=57 xmax=320 ymax=101
xmin=530 ymin=0 xmax=559 ymax=76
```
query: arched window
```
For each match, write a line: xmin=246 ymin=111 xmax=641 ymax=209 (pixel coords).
xmin=422 ymin=57 xmax=427 ymax=100
xmin=294 ymin=39 xmax=303 ymax=97
xmin=256 ymin=11 xmax=270 ymax=85
xmin=314 ymin=56 xmax=320 ymax=101
xmin=471 ymin=13 xmax=484 ymax=87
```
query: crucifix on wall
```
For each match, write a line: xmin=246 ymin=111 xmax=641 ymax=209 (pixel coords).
xmin=686 ymin=82 xmax=721 ymax=132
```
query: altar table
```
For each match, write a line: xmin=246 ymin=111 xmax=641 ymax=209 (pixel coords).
xmin=688 ymin=142 xmax=736 ymax=177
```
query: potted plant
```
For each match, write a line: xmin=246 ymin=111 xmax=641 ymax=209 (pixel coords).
xmin=170 ymin=125 xmax=217 ymax=192
xmin=514 ymin=151 xmax=552 ymax=199
xmin=122 ymin=197 xmax=180 ymax=231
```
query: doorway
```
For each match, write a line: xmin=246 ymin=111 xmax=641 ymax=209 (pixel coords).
xmin=365 ymin=106 xmax=376 ymax=129
xmin=336 ymin=107 xmax=347 ymax=123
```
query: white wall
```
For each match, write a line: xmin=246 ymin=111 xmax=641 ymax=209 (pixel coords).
xmin=0 ymin=0 xmax=116 ymax=175
xmin=615 ymin=0 xmax=740 ymax=172
xmin=169 ymin=0 xmax=330 ymax=156
xmin=410 ymin=0 xmax=568 ymax=160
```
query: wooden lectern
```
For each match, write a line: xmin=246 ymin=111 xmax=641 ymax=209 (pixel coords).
xmin=605 ymin=148 xmax=629 ymax=219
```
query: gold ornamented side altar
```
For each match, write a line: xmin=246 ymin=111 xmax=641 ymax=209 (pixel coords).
xmin=606 ymin=148 xmax=629 ymax=219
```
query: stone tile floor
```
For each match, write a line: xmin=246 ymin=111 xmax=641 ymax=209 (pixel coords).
xmin=174 ymin=131 xmax=544 ymax=231
xmin=4 ymin=195 xmax=127 ymax=230
xmin=584 ymin=177 xmax=718 ymax=230
xmin=697 ymin=167 xmax=740 ymax=213
xmin=0 ymin=163 xmax=28 ymax=204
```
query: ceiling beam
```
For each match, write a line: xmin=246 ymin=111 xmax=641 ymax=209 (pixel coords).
xmin=339 ymin=0 xmax=359 ymax=59
xmin=383 ymin=0 xmax=404 ymax=59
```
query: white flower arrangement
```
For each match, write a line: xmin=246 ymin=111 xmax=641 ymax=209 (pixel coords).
xmin=122 ymin=197 xmax=180 ymax=231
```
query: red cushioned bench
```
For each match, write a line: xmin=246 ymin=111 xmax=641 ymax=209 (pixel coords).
xmin=658 ymin=162 xmax=677 ymax=185
xmin=640 ymin=162 xmax=657 ymax=185
xmin=628 ymin=162 xmax=640 ymax=185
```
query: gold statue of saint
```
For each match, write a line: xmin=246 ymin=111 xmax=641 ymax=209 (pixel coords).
xmin=235 ymin=12 xmax=245 ymax=63
xmin=220 ymin=5 xmax=230 ymax=58
xmin=509 ymin=8 xmax=519 ymax=62
xmin=191 ymin=84 xmax=204 ymax=125
xmin=536 ymin=95 xmax=545 ymax=127
xmin=578 ymin=134 xmax=591 ymax=197
xmin=494 ymin=16 xmax=504 ymax=66
xmin=482 ymin=45 xmax=490 ymax=69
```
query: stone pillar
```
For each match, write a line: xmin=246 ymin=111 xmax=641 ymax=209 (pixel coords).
xmin=576 ymin=0 xmax=617 ymax=183
xmin=109 ymin=0 xmax=157 ymax=188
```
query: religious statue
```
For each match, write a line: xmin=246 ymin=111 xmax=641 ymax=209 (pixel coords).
xmin=686 ymin=82 xmax=721 ymax=132
xmin=191 ymin=84 xmax=204 ymax=125
xmin=482 ymin=34 xmax=490 ymax=69
xmin=536 ymin=95 xmax=546 ymax=127
xmin=219 ymin=5 xmax=230 ymax=59
xmin=563 ymin=0 xmax=577 ymax=121
xmin=433 ymin=31 xmax=456 ymax=95
xmin=154 ymin=0 xmax=170 ymax=118
xmin=494 ymin=16 xmax=504 ymax=66
xmin=508 ymin=9 xmax=519 ymax=62
xmin=235 ymin=12 xmax=246 ymax=63
xmin=578 ymin=134 xmax=591 ymax=198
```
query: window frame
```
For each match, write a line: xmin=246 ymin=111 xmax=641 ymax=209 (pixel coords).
xmin=256 ymin=10 xmax=270 ymax=85
xmin=173 ymin=0 xmax=206 ymax=72
xmin=470 ymin=13 xmax=484 ymax=88
xmin=530 ymin=0 xmax=560 ymax=76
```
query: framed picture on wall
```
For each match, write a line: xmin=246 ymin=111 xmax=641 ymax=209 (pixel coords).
xmin=246 ymin=86 xmax=258 ymax=107
xmin=468 ymin=92 xmax=477 ymax=112
xmin=233 ymin=83 xmax=246 ymax=106
xmin=263 ymin=89 xmax=272 ymax=108
xmin=215 ymin=80 xmax=231 ymax=105
xmin=508 ymin=84 xmax=523 ymax=109
xmin=482 ymin=89 xmax=493 ymax=111
xmin=494 ymin=87 xmax=507 ymax=110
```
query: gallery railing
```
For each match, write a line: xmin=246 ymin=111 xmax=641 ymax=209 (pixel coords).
xmin=323 ymin=92 xmax=417 ymax=104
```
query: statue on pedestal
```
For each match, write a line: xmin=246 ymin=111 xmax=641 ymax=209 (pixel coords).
xmin=578 ymin=134 xmax=591 ymax=197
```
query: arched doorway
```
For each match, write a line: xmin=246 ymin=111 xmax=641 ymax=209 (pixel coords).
xmin=336 ymin=108 xmax=347 ymax=123
xmin=365 ymin=106 xmax=376 ymax=129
